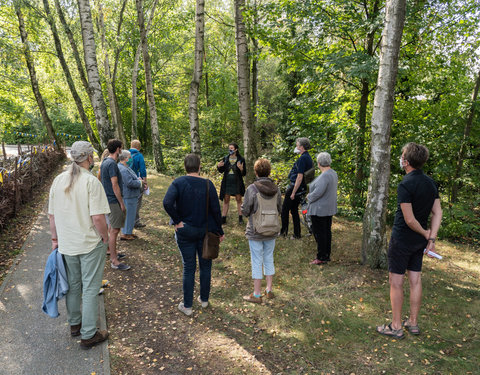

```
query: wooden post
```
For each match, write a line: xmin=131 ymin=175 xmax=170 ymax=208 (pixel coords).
xmin=30 ymin=152 xmax=34 ymax=194
xmin=13 ymin=156 xmax=18 ymax=216
xmin=2 ymin=141 xmax=6 ymax=161
xmin=18 ymin=143 xmax=22 ymax=156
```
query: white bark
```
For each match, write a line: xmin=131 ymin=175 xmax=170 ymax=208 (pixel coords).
xmin=234 ymin=0 xmax=256 ymax=182
xmin=188 ymin=0 xmax=205 ymax=155
xmin=362 ymin=0 xmax=407 ymax=268
xmin=77 ymin=0 xmax=113 ymax=147
xmin=136 ymin=0 xmax=164 ymax=171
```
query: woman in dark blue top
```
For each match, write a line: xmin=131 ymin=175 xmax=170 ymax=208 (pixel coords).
xmin=163 ymin=154 xmax=224 ymax=316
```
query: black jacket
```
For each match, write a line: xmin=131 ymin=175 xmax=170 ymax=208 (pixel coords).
xmin=217 ymin=154 xmax=246 ymax=200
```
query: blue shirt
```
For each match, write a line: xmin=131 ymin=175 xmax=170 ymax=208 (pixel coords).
xmin=163 ymin=176 xmax=224 ymax=235
xmin=101 ymin=157 xmax=123 ymax=204
xmin=42 ymin=249 xmax=68 ymax=318
xmin=129 ymin=148 xmax=147 ymax=178
xmin=288 ymin=151 xmax=313 ymax=184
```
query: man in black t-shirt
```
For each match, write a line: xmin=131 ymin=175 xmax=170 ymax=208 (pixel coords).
xmin=280 ymin=137 xmax=313 ymax=239
xmin=376 ymin=143 xmax=442 ymax=339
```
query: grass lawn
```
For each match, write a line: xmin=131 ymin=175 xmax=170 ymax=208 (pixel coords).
xmin=103 ymin=172 xmax=479 ymax=374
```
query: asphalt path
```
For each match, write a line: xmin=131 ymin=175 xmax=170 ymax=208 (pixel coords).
xmin=0 ymin=209 xmax=110 ymax=375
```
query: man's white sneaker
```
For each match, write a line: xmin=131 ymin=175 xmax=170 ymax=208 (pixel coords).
xmin=178 ymin=302 xmax=192 ymax=316
xmin=197 ymin=296 xmax=209 ymax=308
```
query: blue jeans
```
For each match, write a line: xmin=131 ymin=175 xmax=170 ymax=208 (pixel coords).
xmin=122 ymin=197 xmax=138 ymax=235
xmin=175 ymin=223 xmax=211 ymax=308
xmin=248 ymin=239 xmax=276 ymax=279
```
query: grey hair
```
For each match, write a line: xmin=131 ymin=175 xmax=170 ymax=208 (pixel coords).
xmin=317 ymin=152 xmax=332 ymax=167
xmin=296 ymin=137 xmax=311 ymax=150
xmin=119 ymin=150 xmax=131 ymax=162
xmin=65 ymin=141 xmax=94 ymax=194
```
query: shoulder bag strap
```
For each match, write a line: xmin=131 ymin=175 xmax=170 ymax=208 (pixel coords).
xmin=205 ymin=179 xmax=209 ymax=233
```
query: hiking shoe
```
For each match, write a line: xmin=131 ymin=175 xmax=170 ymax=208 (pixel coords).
xmin=178 ymin=302 xmax=193 ymax=316
xmin=221 ymin=216 xmax=227 ymax=224
xmin=70 ymin=324 xmax=81 ymax=337
xmin=117 ymin=253 xmax=126 ymax=260
xmin=197 ymin=296 xmax=209 ymax=308
xmin=111 ymin=262 xmax=131 ymax=270
xmin=264 ymin=290 xmax=275 ymax=299
xmin=243 ymin=293 xmax=262 ymax=304
xmin=238 ymin=215 xmax=243 ymax=224
xmin=134 ymin=222 xmax=146 ymax=228
xmin=80 ymin=330 xmax=109 ymax=350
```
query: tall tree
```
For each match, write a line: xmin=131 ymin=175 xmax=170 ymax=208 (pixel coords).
xmin=131 ymin=0 xmax=158 ymax=141
xmin=77 ymin=0 xmax=113 ymax=147
xmin=362 ymin=0 xmax=407 ymax=268
xmin=43 ymin=0 xmax=101 ymax=153
xmin=95 ymin=0 xmax=127 ymax=146
xmin=234 ymin=0 xmax=257 ymax=182
xmin=451 ymin=69 xmax=480 ymax=203
xmin=136 ymin=0 xmax=165 ymax=171
xmin=14 ymin=2 xmax=59 ymax=149
xmin=188 ymin=0 xmax=205 ymax=154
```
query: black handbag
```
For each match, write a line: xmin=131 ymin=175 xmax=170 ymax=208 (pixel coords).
xmin=202 ymin=179 xmax=220 ymax=260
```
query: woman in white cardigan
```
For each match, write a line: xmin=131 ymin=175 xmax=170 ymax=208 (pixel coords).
xmin=307 ymin=152 xmax=338 ymax=265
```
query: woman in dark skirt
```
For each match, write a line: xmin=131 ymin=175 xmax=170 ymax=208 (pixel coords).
xmin=217 ymin=143 xmax=246 ymax=224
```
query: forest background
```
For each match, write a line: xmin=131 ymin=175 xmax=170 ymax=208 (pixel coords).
xmin=0 ymin=0 xmax=479 ymax=256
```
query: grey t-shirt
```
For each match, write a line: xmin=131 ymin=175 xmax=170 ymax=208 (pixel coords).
xmin=100 ymin=157 xmax=123 ymax=204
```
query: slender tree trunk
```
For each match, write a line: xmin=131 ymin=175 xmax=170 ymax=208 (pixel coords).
xmin=55 ymin=0 xmax=91 ymax=101
xmin=14 ymin=3 xmax=59 ymax=149
xmin=95 ymin=0 xmax=126 ymax=146
xmin=362 ymin=0 xmax=407 ymax=268
xmin=188 ymin=0 xmax=205 ymax=155
xmin=251 ymin=36 xmax=259 ymax=149
xmin=235 ymin=0 xmax=256 ymax=183
xmin=204 ymin=51 xmax=210 ymax=107
xmin=77 ymin=0 xmax=113 ymax=147
xmin=132 ymin=0 xmax=159 ymax=141
xmin=136 ymin=0 xmax=165 ymax=171
xmin=43 ymin=0 xmax=101 ymax=153
xmin=353 ymin=0 xmax=380 ymax=209
xmin=451 ymin=69 xmax=480 ymax=203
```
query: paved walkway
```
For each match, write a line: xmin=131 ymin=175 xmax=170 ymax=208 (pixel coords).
xmin=0 ymin=209 xmax=110 ymax=375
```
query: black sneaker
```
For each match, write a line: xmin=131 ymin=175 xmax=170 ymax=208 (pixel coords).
xmin=117 ymin=253 xmax=126 ymax=260
xmin=221 ymin=216 xmax=227 ymax=224
xmin=238 ymin=215 xmax=243 ymax=224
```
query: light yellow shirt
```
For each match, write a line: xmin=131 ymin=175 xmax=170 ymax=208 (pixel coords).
xmin=48 ymin=167 xmax=110 ymax=256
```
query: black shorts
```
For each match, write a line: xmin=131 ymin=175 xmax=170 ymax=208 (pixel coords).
xmin=387 ymin=237 xmax=425 ymax=274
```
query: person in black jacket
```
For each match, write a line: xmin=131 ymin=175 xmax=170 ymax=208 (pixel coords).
xmin=217 ymin=143 xmax=246 ymax=224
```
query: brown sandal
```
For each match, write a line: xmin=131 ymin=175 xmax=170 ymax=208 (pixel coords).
xmin=403 ymin=320 xmax=420 ymax=335
xmin=376 ymin=323 xmax=405 ymax=339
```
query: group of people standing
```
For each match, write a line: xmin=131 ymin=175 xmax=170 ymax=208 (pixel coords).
xmin=163 ymin=137 xmax=339 ymax=314
xmin=47 ymin=136 xmax=441 ymax=349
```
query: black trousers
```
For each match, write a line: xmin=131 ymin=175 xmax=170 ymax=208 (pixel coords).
xmin=280 ymin=185 xmax=302 ymax=238
xmin=311 ymin=215 xmax=333 ymax=261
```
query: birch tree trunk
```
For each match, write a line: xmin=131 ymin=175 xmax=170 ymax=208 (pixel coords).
xmin=55 ymin=0 xmax=91 ymax=99
xmin=188 ymin=0 xmax=205 ymax=155
xmin=43 ymin=0 xmax=102 ymax=153
xmin=132 ymin=0 xmax=159 ymax=141
xmin=136 ymin=0 xmax=165 ymax=171
xmin=234 ymin=0 xmax=257 ymax=183
xmin=77 ymin=0 xmax=113 ymax=148
xmin=96 ymin=0 xmax=127 ymax=146
xmin=451 ymin=69 xmax=480 ymax=203
xmin=14 ymin=3 xmax=60 ymax=149
xmin=361 ymin=0 xmax=407 ymax=268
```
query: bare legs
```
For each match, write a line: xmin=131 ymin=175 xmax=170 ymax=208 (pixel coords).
xmin=222 ymin=194 xmax=243 ymax=218
xmin=109 ymin=227 xmax=121 ymax=266
xmin=389 ymin=271 xmax=422 ymax=330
